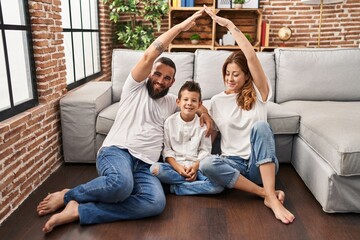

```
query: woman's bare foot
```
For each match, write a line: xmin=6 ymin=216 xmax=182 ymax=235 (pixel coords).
xmin=264 ymin=195 xmax=295 ymax=224
xmin=43 ymin=200 xmax=79 ymax=233
xmin=37 ymin=189 xmax=69 ymax=216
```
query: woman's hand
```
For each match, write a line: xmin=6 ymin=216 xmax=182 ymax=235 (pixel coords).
xmin=200 ymin=112 xmax=214 ymax=137
xmin=203 ymin=5 xmax=232 ymax=28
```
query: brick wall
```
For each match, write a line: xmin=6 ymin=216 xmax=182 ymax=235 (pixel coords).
xmin=0 ymin=0 xmax=114 ymax=225
xmin=260 ymin=0 xmax=360 ymax=48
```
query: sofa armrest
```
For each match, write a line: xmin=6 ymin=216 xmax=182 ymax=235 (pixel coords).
xmin=60 ymin=82 xmax=112 ymax=163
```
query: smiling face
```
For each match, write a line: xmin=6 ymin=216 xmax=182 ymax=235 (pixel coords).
xmin=147 ymin=62 xmax=175 ymax=99
xmin=224 ymin=62 xmax=248 ymax=94
xmin=177 ymin=89 xmax=202 ymax=122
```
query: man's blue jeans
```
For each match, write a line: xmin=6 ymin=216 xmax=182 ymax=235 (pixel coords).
xmin=150 ymin=159 xmax=224 ymax=195
xmin=63 ymin=146 xmax=166 ymax=225
xmin=200 ymin=121 xmax=279 ymax=188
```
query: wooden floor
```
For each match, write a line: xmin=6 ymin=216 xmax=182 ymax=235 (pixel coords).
xmin=0 ymin=163 xmax=359 ymax=240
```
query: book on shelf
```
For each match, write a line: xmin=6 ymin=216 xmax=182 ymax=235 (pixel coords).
xmin=261 ymin=20 xmax=270 ymax=47
xmin=174 ymin=0 xmax=194 ymax=7
xmin=172 ymin=0 xmax=181 ymax=7
xmin=186 ymin=0 xmax=194 ymax=7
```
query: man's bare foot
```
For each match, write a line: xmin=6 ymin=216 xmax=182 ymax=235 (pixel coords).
xmin=37 ymin=189 xmax=69 ymax=216
xmin=264 ymin=195 xmax=295 ymax=224
xmin=43 ymin=200 xmax=79 ymax=233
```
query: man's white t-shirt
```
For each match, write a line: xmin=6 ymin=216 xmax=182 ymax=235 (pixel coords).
xmin=101 ymin=74 xmax=177 ymax=164
xmin=210 ymin=78 xmax=272 ymax=159
xmin=162 ymin=112 xmax=211 ymax=167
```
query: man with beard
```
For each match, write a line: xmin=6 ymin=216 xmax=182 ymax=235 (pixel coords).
xmin=36 ymin=9 xmax=212 ymax=233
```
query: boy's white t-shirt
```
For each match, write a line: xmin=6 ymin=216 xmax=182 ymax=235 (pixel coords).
xmin=162 ymin=112 xmax=211 ymax=167
xmin=210 ymin=78 xmax=272 ymax=159
xmin=101 ymin=74 xmax=177 ymax=164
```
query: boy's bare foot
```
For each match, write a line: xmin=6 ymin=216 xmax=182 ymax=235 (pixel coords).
xmin=275 ymin=190 xmax=285 ymax=204
xmin=42 ymin=200 xmax=79 ymax=233
xmin=37 ymin=189 xmax=69 ymax=216
xmin=264 ymin=195 xmax=295 ymax=224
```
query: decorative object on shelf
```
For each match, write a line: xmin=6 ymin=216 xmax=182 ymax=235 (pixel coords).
xmin=233 ymin=0 xmax=245 ymax=9
xmin=103 ymin=0 xmax=168 ymax=50
xmin=243 ymin=0 xmax=259 ymax=9
xmin=190 ymin=33 xmax=201 ymax=44
xmin=301 ymin=0 xmax=344 ymax=48
xmin=278 ymin=27 xmax=292 ymax=47
xmin=222 ymin=31 xmax=235 ymax=46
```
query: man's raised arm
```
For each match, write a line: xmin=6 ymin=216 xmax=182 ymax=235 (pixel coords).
xmin=131 ymin=9 xmax=204 ymax=82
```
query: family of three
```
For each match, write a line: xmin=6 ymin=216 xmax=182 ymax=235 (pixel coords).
xmin=37 ymin=6 xmax=295 ymax=233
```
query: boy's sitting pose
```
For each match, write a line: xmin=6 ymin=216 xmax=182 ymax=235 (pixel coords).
xmin=150 ymin=81 xmax=224 ymax=195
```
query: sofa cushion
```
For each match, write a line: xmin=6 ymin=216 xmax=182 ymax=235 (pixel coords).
xmin=202 ymin=101 xmax=299 ymax=135
xmin=96 ymin=102 xmax=119 ymax=135
xmin=281 ymin=101 xmax=360 ymax=176
xmin=267 ymin=102 xmax=300 ymax=134
xmin=111 ymin=49 xmax=194 ymax=102
xmin=194 ymin=49 xmax=276 ymax=101
xmin=275 ymin=48 xmax=360 ymax=103
xmin=112 ymin=49 xmax=143 ymax=103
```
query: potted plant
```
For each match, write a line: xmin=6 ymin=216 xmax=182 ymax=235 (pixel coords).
xmin=103 ymin=0 xmax=169 ymax=50
xmin=244 ymin=33 xmax=253 ymax=43
xmin=233 ymin=0 xmax=245 ymax=9
xmin=190 ymin=33 xmax=201 ymax=44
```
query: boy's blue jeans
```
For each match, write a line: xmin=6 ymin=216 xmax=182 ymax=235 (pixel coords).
xmin=150 ymin=159 xmax=224 ymax=195
xmin=63 ymin=146 xmax=166 ymax=225
xmin=200 ymin=121 xmax=279 ymax=188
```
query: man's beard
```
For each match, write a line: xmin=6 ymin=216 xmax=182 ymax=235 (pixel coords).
xmin=146 ymin=78 xmax=169 ymax=99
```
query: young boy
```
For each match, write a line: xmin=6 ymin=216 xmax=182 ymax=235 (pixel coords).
xmin=150 ymin=81 xmax=223 ymax=195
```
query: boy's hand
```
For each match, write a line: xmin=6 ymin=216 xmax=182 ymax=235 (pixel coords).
xmin=174 ymin=164 xmax=191 ymax=178
xmin=185 ymin=161 xmax=199 ymax=181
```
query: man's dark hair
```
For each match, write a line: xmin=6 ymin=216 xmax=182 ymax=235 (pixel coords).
xmin=178 ymin=81 xmax=202 ymax=101
xmin=155 ymin=57 xmax=176 ymax=76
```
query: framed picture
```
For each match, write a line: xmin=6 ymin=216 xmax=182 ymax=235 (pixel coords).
xmin=217 ymin=0 xmax=231 ymax=9
xmin=243 ymin=0 xmax=259 ymax=9
xmin=217 ymin=0 xmax=259 ymax=9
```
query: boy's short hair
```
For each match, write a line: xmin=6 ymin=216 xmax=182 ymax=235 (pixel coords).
xmin=178 ymin=81 xmax=202 ymax=101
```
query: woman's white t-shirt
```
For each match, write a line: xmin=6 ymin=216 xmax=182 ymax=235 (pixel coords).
xmin=210 ymin=78 xmax=272 ymax=159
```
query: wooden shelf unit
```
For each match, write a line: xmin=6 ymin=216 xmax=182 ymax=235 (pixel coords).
xmin=168 ymin=1 xmax=262 ymax=52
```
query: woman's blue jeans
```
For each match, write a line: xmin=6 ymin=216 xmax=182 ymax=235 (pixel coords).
xmin=63 ymin=146 xmax=166 ymax=225
xmin=200 ymin=121 xmax=279 ymax=188
xmin=150 ymin=160 xmax=224 ymax=195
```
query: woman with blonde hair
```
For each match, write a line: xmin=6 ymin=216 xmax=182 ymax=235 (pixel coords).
xmin=200 ymin=5 xmax=295 ymax=224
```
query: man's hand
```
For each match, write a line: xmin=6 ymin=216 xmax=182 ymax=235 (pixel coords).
xmin=177 ymin=8 xmax=205 ymax=32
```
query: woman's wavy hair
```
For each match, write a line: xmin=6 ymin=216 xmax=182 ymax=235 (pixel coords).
xmin=222 ymin=50 xmax=256 ymax=110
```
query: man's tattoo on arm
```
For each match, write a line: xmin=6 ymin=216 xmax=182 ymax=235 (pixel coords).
xmin=153 ymin=40 xmax=164 ymax=53
xmin=234 ymin=27 xmax=241 ymax=33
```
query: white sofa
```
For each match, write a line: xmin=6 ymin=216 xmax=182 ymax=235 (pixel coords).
xmin=60 ymin=48 xmax=360 ymax=213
